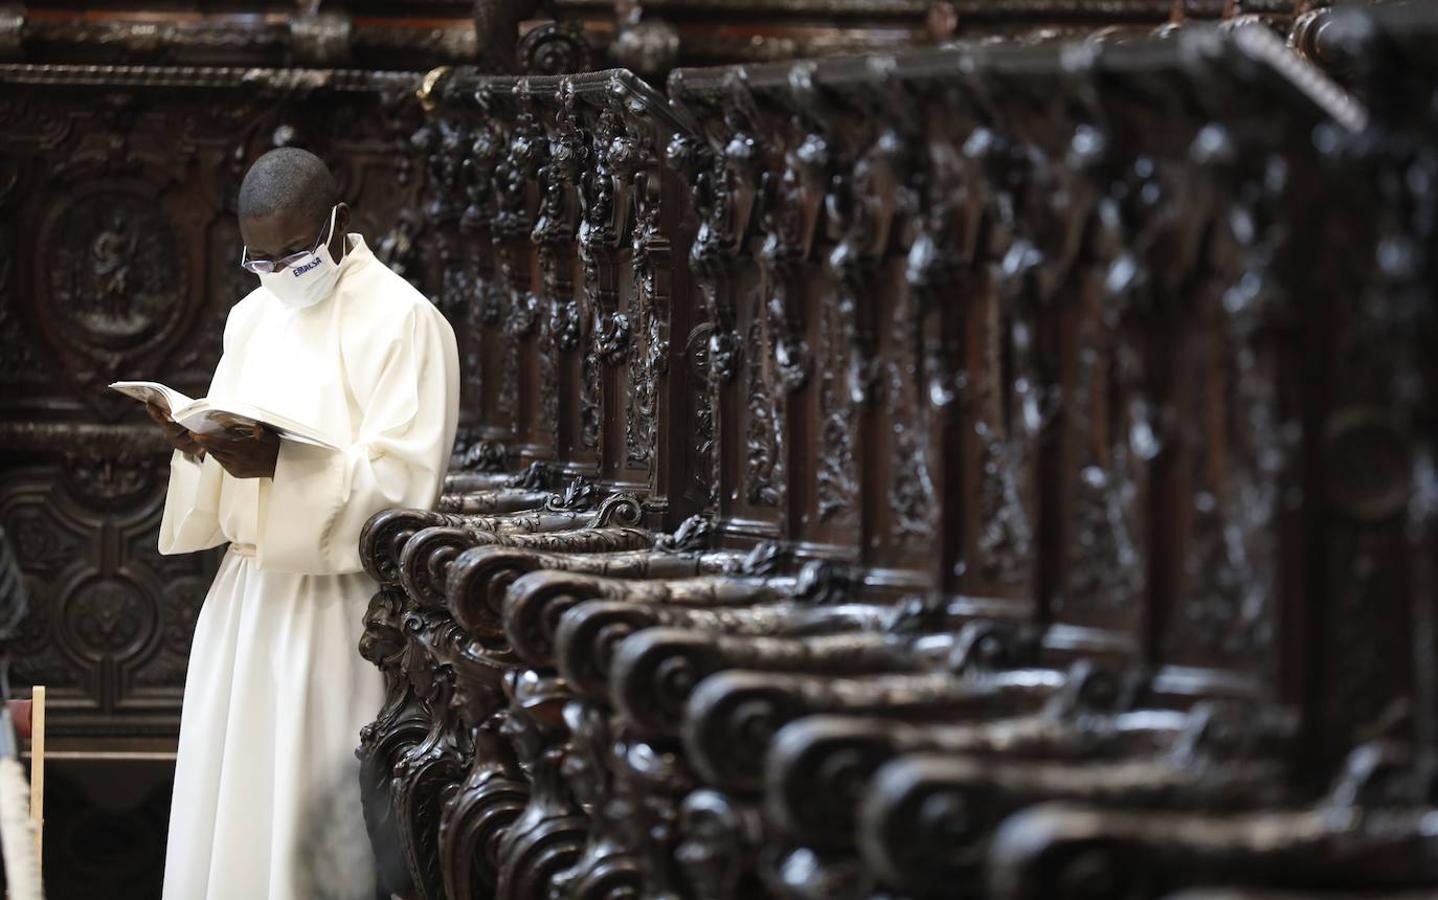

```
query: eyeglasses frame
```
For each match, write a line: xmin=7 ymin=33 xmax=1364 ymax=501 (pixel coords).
xmin=239 ymin=206 xmax=338 ymax=275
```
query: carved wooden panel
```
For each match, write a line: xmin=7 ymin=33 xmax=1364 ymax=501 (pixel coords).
xmin=354 ymin=6 xmax=1438 ymax=899
xmin=416 ymin=69 xmax=708 ymax=526
xmin=0 ymin=66 xmax=428 ymax=737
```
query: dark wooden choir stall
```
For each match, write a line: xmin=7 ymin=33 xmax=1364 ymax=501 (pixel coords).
xmin=356 ymin=2 xmax=1438 ymax=899
xmin=0 ymin=0 xmax=958 ymax=895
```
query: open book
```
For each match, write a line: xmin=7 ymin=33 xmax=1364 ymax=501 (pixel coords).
xmin=110 ymin=381 xmax=340 ymax=450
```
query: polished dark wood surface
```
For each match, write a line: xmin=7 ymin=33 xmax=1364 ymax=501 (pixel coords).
xmin=354 ymin=3 xmax=1438 ymax=899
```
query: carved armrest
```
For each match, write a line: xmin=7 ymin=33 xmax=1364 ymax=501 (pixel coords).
xmin=443 ymin=472 xmax=519 ymax=493
xmin=362 ymin=506 xmax=474 ymax=586
xmin=762 ymin=691 xmax=1297 ymax=849
xmin=500 ymin=527 xmax=656 ymax=554
xmin=465 ymin=491 xmax=642 ymax=536
xmin=443 ymin=460 xmax=556 ymax=494
xmin=553 ymin=601 xmax=899 ymax=699
xmin=364 ymin=485 xmax=612 ymax=587
xmin=448 ymin=545 xmax=749 ymax=641
xmin=682 ymin=668 xmax=1069 ymax=792
xmin=610 ymin=628 xmax=963 ymax=739
xmin=986 ymin=802 xmax=1438 ymax=900
xmin=857 ymin=753 xmax=1293 ymax=896
xmin=1156 ymin=885 xmax=1438 ymax=891
xmin=437 ymin=487 xmax=555 ymax=514
xmin=502 ymin=571 xmax=805 ymax=667
xmin=400 ymin=516 xmax=652 ymax=610
xmin=400 ymin=526 xmax=485 ymax=609
xmin=764 ymin=701 xmax=1186 ymax=847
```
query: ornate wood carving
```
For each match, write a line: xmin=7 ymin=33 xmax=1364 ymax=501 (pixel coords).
xmin=351 ymin=6 xmax=1438 ymax=900
xmin=0 ymin=63 xmax=424 ymax=739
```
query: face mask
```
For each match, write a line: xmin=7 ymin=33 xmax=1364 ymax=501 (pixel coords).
xmin=256 ymin=206 xmax=343 ymax=311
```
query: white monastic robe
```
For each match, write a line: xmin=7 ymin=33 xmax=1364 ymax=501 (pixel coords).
xmin=157 ymin=233 xmax=459 ymax=900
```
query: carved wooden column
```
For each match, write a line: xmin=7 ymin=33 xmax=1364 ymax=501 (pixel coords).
xmin=668 ymin=69 xmax=762 ymax=541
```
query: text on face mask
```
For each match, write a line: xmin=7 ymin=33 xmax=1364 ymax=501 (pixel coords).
xmin=293 ymin=257 xmax=322 ymax=276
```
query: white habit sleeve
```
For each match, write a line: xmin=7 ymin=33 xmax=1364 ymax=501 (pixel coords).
xmin=256 ymin=303 xmax=458 ymax=575
xmin=158 ymin=452 xmax=228 ymax=554
xmin=158 ymin=305 xmax=247 ymax=557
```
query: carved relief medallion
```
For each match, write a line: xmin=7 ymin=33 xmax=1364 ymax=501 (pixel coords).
xmin=43 ymin=190 xmax=186 ymax=353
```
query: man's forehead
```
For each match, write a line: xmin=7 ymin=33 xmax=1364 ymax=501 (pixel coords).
xmin=240 ymin=206 xmax=325 ymax=252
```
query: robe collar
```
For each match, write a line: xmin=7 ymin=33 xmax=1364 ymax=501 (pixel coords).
xmin=336 ymin=233 xmax=372 ymax=278
xmin=295 ymin=233 xmax=370 ymax=312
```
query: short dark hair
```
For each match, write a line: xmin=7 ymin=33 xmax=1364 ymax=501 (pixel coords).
xmin=237 ymin=147 xmax=338 ymax=224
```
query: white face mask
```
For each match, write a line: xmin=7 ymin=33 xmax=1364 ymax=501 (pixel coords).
xmin=256 ymin=206 xmax=343 ymax=311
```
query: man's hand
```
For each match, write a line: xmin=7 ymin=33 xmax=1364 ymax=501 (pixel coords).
xmin=146 ymin=403 xmax=206 ymax=460
xmin=193 ymin=424 xmax=280 ymax=479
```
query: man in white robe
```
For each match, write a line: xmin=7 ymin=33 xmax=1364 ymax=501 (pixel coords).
xmin=150 ymin=147 xmax=459 ymax=900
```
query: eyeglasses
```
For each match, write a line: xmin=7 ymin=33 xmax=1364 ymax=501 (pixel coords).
xmin=239 ymin=207 xmax=336 ymax=274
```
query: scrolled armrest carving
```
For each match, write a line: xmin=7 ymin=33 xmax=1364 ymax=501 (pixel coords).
xmin=437 ymin=488 xmax=554 ymax=515
xmin=857 ymin=753 xmax=1292 ymax=896
xmin=388 ymin=501 xmax=620 ymax=605
xmin=594 ymin=492 xmax=645 ymax=527
xmin=361 ymin=507 xmax=471 ymax=586
xmin=611 ymin=629 xmax=961 ymax=739
xmin=986 ymin=800 xmax=1438 ymax=900
xmin=471 ymin=500 xmax=635 ymax=535
xmin=609 ymin=628 xmax=730 ymax=738
xmin=402 ymin=517 xmax=658 ymax=611
xmin=448 ymin=546 xmax=560 ymax=640
xmin=501 ymin=570 xmax=807 ymax=667
xmin=555 ymin=602 xmax=738 ymax=700
xmin=450 ymin=544 xmax=750 ymax=641
xmin=683 ymin=668 xmax=1068 ymax=792
xmin=442 ymin=455 xmax=553 ymax=496
xmin=502 ymin=527 xmax=657 ymax=555
xmin=555 ymin=599 xmax=906 ymax=701
xmin=444 ymin=472 xmax=514 ymax=493
xmin=1161 ymin=893 xmax=1438 ymax=900
xmin=764 ymin=701 xmax=1194 ymax=848
xmin=400 ymin=526 xmax=493 ymax=611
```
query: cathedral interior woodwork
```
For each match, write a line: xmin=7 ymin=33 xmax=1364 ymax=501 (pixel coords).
xmin=2 ymin=0 xmax=1436 ymax=897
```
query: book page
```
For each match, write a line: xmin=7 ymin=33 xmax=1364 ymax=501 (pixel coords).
xmin=109 ymin=382 xmax=196 ymax=416
xmin=174 ymin=401 xmax=339 ymax=450
xmin=111 ymin=382 xmax=339 ymax=450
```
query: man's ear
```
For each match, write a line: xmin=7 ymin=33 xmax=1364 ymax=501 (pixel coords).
xmin=331 ymin=202 xmax=352 ymax=258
